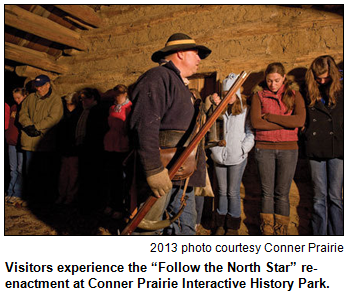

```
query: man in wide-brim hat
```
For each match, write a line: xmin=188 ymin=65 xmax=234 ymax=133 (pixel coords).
xmin=129 ymin=33 xmax=211 ymax=235
xmin=151 ymin=33 xmax=211 ymax=63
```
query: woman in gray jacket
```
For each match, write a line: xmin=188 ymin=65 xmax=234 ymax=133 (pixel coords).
xmin=210 ymin=73 xmax=255 ymax=235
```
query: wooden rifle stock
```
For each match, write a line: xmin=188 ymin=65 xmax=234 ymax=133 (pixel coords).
xmin=121 ymin=71 xmax=250 ymax=235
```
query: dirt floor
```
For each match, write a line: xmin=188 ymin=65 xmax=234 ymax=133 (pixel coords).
xmin=4 ymin=151 xmax=313 ymax=236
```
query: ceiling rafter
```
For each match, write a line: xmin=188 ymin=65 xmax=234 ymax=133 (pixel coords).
xmin=5 ymin=42 xmax=68 ymax=74
xmin=5 ymin=5 xmax=87 ymax=51
xmin=54 ymin=5 xmax=103 ymax=27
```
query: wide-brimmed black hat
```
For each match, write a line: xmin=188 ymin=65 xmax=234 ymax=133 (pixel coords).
xmin=151 ymin=33 xmax=212 ymax=63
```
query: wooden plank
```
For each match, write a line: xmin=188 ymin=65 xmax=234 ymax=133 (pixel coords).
xmin=63 ymin=48 xmax=82 ymax=56
xmin=15 ymin=65 xmax=59 ymax=80
xmin=5 ymin=32 xmax=63 ymax=58
xmin=54 ymin=5 xmax=103 ymax=27
xmin=5 ymin=42 xmax=68 ymax=74
xmin=5 ymin=65 xmax=15 ymax=72
xmin=5 ymin=5 xmax=87 ymax=50
xmin=64 ymin=16 xmax=94 ymax=30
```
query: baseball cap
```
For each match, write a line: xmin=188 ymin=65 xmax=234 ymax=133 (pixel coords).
xmin=34 ymin=75 xmax=50 ymax=87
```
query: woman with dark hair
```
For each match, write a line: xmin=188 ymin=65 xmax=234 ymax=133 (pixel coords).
xmin=304 ymin=55 xmax=343 ymax=235
xmin=76 ymin=88 xmax=109 ymax=210
xmin=250 ymin=62 xmax=306 ymax=235
xmin=56 ymin=92 xmax=82 ymax=205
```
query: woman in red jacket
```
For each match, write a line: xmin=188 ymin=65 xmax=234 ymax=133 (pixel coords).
xmin=250 ymin=62 xmax=306 ymax=235
xmin=103 ymin=84 xmax=132 ymax=218
xmin=5 ymin=88 xmax=28 ymax=204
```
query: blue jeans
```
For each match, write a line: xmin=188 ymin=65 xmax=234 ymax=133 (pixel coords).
xmin=214 ymin=158 xmax=247 ymax=218
xmin=136 ymin=185 xmax=196 ymax=235
xmin=309 ymin=158 xmax=343 ymax=235
xmin=7 ymin=145 xmax=23 ymax=197
xmin=255 ymin=148 xmax=298 ymax=216
xmin=195 ymin=196 xmax=204 ymax=224
xmin=166 ymin=186 xmax=196 ymax=235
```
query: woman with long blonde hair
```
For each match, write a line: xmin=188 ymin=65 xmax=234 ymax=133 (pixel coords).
xmin=304 ymin=55 xmax=343 ymax=235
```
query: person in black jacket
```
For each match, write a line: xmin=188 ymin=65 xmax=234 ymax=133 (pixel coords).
xmin=76 ymin=88 xmax=109 ymax=210
xmin=129 ymin=33 xmax=211 ymax=235
xmin=304 ymin=55 xmax=343 ymax=235
xmin=56 ymin=92 xmax=82 ymax=205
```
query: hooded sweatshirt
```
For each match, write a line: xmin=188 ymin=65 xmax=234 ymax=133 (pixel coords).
xmin=210 ymin=73 xmax=254 ymax=165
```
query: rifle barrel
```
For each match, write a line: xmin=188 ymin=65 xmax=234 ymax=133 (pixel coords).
xmin=121 ymin=70 xmax=250 ymax=235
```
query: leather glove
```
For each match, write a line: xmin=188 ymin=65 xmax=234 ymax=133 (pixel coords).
xmin=146 ymin=168 xmax=172 ymax=198
xmin=23 ymin=125 xmax=41 ymax=137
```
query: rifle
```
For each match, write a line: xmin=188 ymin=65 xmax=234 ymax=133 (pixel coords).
xmin=121 ymin=70 xmax=250 ymax=235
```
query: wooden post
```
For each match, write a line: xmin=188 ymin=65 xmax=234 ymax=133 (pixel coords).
xmin=5 ymin=42 xmax=68 ymax=74
xmin=15 ymin=65 xmax=58 ymax=80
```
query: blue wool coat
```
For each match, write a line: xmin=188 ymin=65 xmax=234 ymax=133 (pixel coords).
xmin=129 ymin=61 xmax=205 ymax=187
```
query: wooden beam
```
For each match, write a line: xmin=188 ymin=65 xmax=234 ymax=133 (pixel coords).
xmin=5 ymin=5 xmax=87 ymax=51
xmin=63 ymin=48 xmax=82 ymax=56
xmin=64 ymin=16 xmax=94 ymax=30
xmin=15 ymin=65 xmax=59 ymax=80
xmin=5 ymin=65 xmax=15 ymax=72
xmin=54 ymin=5 xmax=103 ymax=27
xmin=5 ymin=42 xmax=68 ymax=74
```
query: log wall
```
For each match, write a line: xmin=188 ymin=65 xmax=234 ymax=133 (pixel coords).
xmin=52 ymin=5 xmax=343 ymax=96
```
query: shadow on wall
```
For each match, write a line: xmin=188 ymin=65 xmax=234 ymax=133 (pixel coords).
xmin=280 ymin=4 xmax=343 ymax=17
xmin=287 ymin=67 xmax=308 ymax=98
xmin=242 ymin=71 xmax=264 ymax=99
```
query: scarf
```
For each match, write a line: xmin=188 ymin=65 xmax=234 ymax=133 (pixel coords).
xmin=75 ymin=101 xmax=98 ymax=146
xmin=113 ymin=98 xmax=130 ymax=113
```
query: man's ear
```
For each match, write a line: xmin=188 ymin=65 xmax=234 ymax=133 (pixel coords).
xmin=177 ymin=51 xmax=185 ymax=60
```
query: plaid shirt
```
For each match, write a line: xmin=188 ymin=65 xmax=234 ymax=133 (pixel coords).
xmin=255 ymin=85 xmax=298 ymax=142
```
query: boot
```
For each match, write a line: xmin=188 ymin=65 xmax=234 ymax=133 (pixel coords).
xmin=225 ymin=215 xmax=241 ymax=235
xmin=274 ymin=214 xmax=290 ymax=235
xmin=260 ymin=213 xmax=274 ymax=235
xmin=214 ymin=213 xmax=226 ymax=235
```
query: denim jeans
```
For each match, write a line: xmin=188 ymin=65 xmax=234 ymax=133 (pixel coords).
xmin=214 ymin=158 xmax=247 ymax=218
xmin=7 ymin=145 xmax=23 ymax=197
xmin=255 ymin=148 xmax=298 ymax=216
xmin=309 ymin=158 xmax=343 ymax=235
xmin=166 ymin=186 xmax=196 ymax=235
xmin=195 ymin=196 xmax=204 ymax=224
xmin=135 ymin=185 xmax=196 ymax=235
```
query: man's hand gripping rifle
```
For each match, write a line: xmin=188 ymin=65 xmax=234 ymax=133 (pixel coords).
xmin=121 ymin=71 xmax=250 ymax=235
